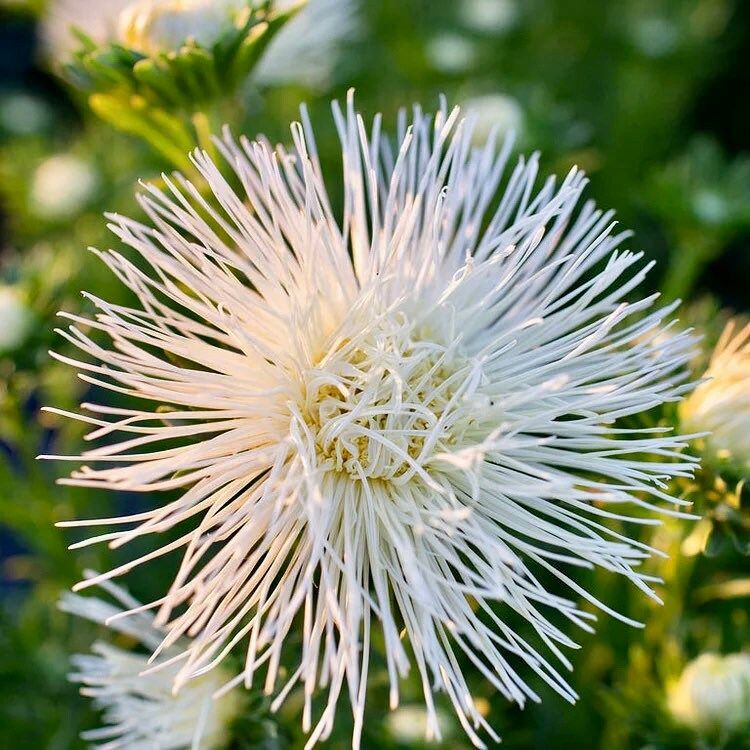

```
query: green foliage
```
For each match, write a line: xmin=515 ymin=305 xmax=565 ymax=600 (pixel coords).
xmin=648 ymin=138 xmax=750 ymax=300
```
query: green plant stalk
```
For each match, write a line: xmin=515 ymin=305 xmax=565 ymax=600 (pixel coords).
xmin=662 ymin=232 xmax=723 ymax=303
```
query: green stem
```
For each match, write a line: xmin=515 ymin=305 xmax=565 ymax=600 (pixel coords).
xmin=662 ymin=233 xmax=721 ymax=303
xmin=191 ymin=110 xmax=219 ymax=163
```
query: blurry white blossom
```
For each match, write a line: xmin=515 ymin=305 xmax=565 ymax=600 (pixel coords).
xmin=426 ymin=32 xmax=477 ymax=73
xmin=0 ymin=286 xmax=32 ymax=353
xmin=61 ymin=574 xmax=242 ymax=749
xmin=386 ymin=705 xmax=452 ymax=743
xmin=30 ymin=154 xmax=99 ymax=220
xmin=680 ymin=319 xmax=750 ymax=465
xmin=463 ymin=92 xmax=525 ymax=144
xmin=460 ymin=0 xmax=518 ymax=34
xmin=631 ymin=16 xmax=680 ymax=58
xmin=49 ymin=94 xmax=696 ymax=748
xmin=668 ymin=653 xmax=750 ymax=733
xmin=40 ymin=0 xmax=133 ymax=61
xmin=256 ymin=0 xmax=358 ymax=87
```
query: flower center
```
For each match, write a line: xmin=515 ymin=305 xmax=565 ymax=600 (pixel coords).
xmin=300 ymin=316 xmax=482 ymax=483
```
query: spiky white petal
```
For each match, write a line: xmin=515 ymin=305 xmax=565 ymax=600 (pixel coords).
xmin=49 ymin=93 xmax=697 ymax=748
xmin=60 ymin=573 xmax=242 ymax=750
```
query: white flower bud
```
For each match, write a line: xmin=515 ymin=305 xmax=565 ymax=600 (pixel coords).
xmin=668 ymin=653 xmax=750 ymax=733
xmin=680 ymin=320 xmax=750 ymax=465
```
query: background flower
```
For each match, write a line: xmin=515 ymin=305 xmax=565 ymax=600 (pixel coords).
xmin=667 ymin=653 xmax=750 ymax=734
xmin=680 ymin=319 xmax=750 ymax=466
xmin=29 ymin=153 xmax=99 ymax=220
xmin=40 ymin=0 xmax=133 ymax=61
xmin=61 ymin=573 xmax=243 ymax=749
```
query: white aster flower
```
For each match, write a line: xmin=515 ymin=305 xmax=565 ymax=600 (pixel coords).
xmin=667 ymin=653 xmax=750 ymax=733
xmin=41 ymin=0 xmax=356 ymax=88
xmin=61 ymin=573 xmax=242 ymax=749
xmin=680 ymin=319 xmax=750 ymax=465
xmin=48 ymin=93 xmax=697 ymax=748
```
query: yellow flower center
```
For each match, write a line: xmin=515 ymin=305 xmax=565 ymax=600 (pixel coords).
xmin=301 ymin=319 xmax=481 ymax=482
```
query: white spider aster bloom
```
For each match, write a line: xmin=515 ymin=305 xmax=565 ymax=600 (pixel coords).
xmin=41 ymin=0 xmax=356 ymax=87
xmin=47 ymin=93 xmax=698 ymax=748
xmin=680 ymin=320 xmax=750 ymax=466
xmin=60 ymin=574 xmax=242 ymax=749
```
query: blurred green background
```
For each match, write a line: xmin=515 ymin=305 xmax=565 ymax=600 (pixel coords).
xmin=1 ymin=1 xmax=749 ymax=748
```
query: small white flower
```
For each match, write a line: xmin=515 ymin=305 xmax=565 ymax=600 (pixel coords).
xmin=61 ymin=573 xmax=243 ymax=749
xmin=463 ymin=93 xmax=525 ymax=144
xmin=386 ymin=704 xmax=452 ymax=743
xmin=460 ymin=0 xmax=518 ymax=34
xmin=667 ymin=653 xmax=750 ymax=733
xmin=30 ymin=154 xmax=99 ymax=220
xmin=0 ymin=286 xmax=32 ymax=353
xmin=426 ymin=32 xmax=477 ymax=73
xmin=49 ymin=93 xmax=697 ymax=748
xmin=680 ymin=319 xmax=750 ymax=465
